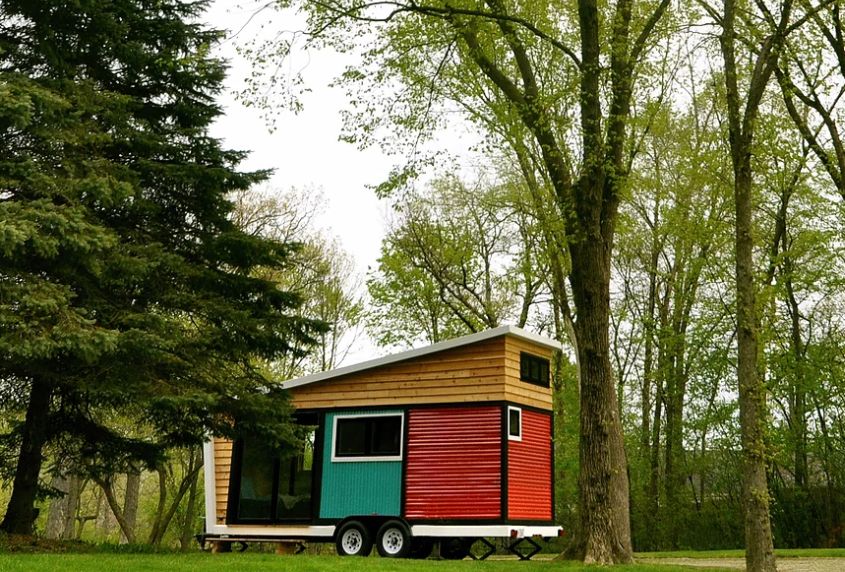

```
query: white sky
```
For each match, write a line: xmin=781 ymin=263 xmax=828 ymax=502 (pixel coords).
xmin=206 ymin=2 xmax=391 ymax=275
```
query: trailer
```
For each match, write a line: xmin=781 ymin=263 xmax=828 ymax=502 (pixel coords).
xmin=202 ymin=325 xmax=562 ymax=558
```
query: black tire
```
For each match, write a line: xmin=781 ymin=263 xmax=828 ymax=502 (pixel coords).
xmin=409 ymin=538 xmax=433 ymax=559
xmin=335 ymin=520 xmax=372 ymax=556
xmin=375 ymin=519 xmax=412 ymax=558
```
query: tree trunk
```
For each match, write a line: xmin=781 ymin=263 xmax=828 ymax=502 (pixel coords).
xmin=0 ymin=377 xmax=53 ymax=535
xmin=567 ymin=233 xmax=633 ymax=564
xmin=62 ymin=474 xmax=82 ymax=540
xmin=95 ymin=476 xmax=136 ymax=544
xmin=734 ymin=160 xmax=777 ymax=572
xmin=179 ymin=465 xmax=200 ymax=552
xmin=149 ymin=453 xmax=203 ymax=546
xmin=122 ymin=469 xmax=141 ymax=544
xmin=719 ymin=0 xmax=790 ymax=565
xmin=44 ymin=473 xmax=69 ymax=539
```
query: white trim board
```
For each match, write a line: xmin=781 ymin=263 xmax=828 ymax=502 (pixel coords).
xmin=202 ymin=440 xmax=218 ymax=533
xmin=410 ymin=524 xmax=563 ymax=538
xmin=281 ymin=325 xmax=561 ymax=391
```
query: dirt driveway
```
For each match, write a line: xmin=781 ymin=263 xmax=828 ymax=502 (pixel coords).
xmin=639 ymin=557 xmax=845 ymax=571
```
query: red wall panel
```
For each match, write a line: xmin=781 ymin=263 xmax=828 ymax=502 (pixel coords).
xmin=508 ymin=409 xmax=552 ymax=520
xmin=404 ymin=407 xmax=501 ymax=520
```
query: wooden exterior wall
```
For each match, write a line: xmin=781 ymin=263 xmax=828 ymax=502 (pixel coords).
xmin=291 ymin=335 xmax=554 ymax=411
xmin=213 ymin=437 xmax=233 ymax=524
xmin=291 ymin=337 xmax=507 ymax=409
xmin=503 ymin=336 xmax=554 ymax=409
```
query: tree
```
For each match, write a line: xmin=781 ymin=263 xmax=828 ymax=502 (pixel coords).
xmin=0 ymin=0 xmax=320 ymax=535
xmin=368 ymin=176 xmax=546 ymax=347
xmin=231 ymin=187 xmax=366 ymax=377
xmin=775 ymin=0 xmax=845 ymax=198
xmin=705 ymin=0 xmax=797 ymax=566
xmin=250 ymin=1 xmax=680 ymax=559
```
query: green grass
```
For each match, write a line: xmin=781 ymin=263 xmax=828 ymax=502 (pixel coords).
xmin=637 ymin=548 xmax=845 ymax=559
xmin=0 ymin=553 xmax=735 ymax=572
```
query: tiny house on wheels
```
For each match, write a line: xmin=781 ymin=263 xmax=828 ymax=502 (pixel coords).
xmin=202 ymin=325 xmax=562 ymax=559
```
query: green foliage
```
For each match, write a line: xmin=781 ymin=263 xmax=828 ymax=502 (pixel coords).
xmin=367 ymin=176 xmax=551 ymax=347
xmin=0 ymin=0 xmax=322 ymax=531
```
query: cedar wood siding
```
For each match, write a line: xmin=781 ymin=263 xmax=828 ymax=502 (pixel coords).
xmin=289 ymin=337 xmax=509 ymax=409
xmin=503 ymin=336 xmax=554 ymax=410
xmin=213 ymin=437 xmax=233 ymax=524
xmin=209 ymin=332 xmax=555 ymax=524
xmin=508 ymin=409 xmax=553 ymax=520
xmin=404 ymin=406 xmax=502 ymax=519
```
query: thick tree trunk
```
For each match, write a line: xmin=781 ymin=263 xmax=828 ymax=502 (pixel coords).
xmin=0 ymin=377 xmax=53 ymax=535
xmin=567 ymin=235 xmax=633 ymax=564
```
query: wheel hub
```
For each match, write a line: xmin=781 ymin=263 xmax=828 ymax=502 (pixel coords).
xmin=382 ymin=528 xmax=404 ymax=554
xmin=342 ymin=529 xmax=362 ymax=554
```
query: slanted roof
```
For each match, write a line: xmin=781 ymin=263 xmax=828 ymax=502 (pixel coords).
xmin=281 ymin=325 xmax=561 ymax=391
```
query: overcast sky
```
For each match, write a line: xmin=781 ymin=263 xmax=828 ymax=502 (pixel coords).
xmin=204 ymin=2 xmax=488 ymax=365
xmin=204 ymin=2 xmax=397 ymax=364
xmin=206 ymin=2 xmax=392 ymax=275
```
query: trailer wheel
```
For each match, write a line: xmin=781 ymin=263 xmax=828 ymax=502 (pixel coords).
xmin=375 ymin=520 xmax=411 ymax=558
xmin=335 ymin=521 xmax=372 ymax=556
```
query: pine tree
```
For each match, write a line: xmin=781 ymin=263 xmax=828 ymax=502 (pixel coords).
xmin=0 ymin=0 xmax=320 ymax=535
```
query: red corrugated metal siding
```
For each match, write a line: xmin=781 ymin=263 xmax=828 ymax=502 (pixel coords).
xmin=404 ymin=407 xmax=501 ymax=520
xmin=508 ymin=410 xmax=552 ymax=520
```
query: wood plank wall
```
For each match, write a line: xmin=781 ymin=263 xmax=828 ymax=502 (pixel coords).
xmin=503 ymin=336 xmax=554 ymax=409
xmin=291 ymin=337 xmax=509 ymax=409
xmin=213 ymin=437 xmax=233 ymax=523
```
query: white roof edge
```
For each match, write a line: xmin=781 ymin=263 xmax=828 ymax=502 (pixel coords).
xmin=281 ymin=325 xmax=562 ymax=391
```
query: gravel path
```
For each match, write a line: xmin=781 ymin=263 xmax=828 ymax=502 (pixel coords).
xmin=639 ymin=557 xmax=845 ymax=571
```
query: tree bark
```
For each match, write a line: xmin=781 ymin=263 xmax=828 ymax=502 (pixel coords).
xmin=718 ymin=0 xmax=792 ymax=566
xmin=44 ymin=473 xmax=69 ymax=540
xmin=0 ymin=377 xmax=53 ymax=535
xmin=62 ymin=474 xmax=82 ymax=540
xmin=148 ymin=453 xmax=203 ymax=546
xmin=733 ymin=157 xmax=778 ymax=572
xmin=180 ymin=464 xmax=200 ymax=552
xmin=567 ymin=230 xmax=633 ymax=564
xmin=94 ymin=475 xmax=136 ymax=544
xmin=122 ymin=469 xmax=141 ymax=544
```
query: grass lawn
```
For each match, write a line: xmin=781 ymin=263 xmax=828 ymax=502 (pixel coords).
xmin=638 ymin=548 xmax=845 ymax=559
xmin=0 ymin=553 xmax=735 ymax=572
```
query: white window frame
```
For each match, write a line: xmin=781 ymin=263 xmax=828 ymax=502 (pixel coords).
xmin=331 ymin=412 xmax=404 ymax=462
xmin=507 ymin=406 xmax=523 ymax=442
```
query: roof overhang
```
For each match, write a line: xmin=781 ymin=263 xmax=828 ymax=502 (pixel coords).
xmin=281 ymin=325 xmax=561 ymax=391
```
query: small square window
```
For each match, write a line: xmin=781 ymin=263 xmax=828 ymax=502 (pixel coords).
xmin=508 ymin=406 xmax=522 ymax=441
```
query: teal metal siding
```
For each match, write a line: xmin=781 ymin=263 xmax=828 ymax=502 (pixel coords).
xmin=319 ymin=410 xmax=403 ymax=518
